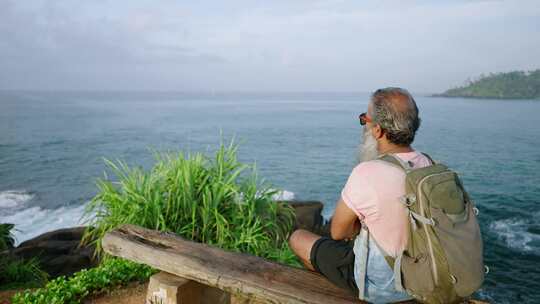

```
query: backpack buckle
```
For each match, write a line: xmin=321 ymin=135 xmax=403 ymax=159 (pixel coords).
xmin=400 ymin=194 xmax=416 ymax=206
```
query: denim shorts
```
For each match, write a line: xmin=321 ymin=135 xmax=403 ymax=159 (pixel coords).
xmin=354 ymin=234 xmax=413 ymax=303
xmin=310 ymin=236 xmax=413 ymax=303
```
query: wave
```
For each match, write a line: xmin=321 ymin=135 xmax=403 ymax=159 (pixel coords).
xmin=271 ymin=189 xmax=295 ymax=201
xmin=490 ymin=214 xmax=540 ymax=253
xmin=0 ymin=190 xmax=34 ymax=209
xmin=0 ymin=203 xmax=88 ymax=245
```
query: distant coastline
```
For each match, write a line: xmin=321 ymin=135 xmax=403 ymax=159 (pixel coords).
xmin=434 ymin=69 xmax=540 ymax=100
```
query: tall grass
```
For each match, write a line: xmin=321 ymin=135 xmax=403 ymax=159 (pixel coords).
xmin=0 ymin=257 xmax=48 ymax=290
xmin=0 ymin=223 xmax=48 ymax=290
xmin=82 ymin=139 xmax=300 ymax=266
xmin=0 ymin=223 xmax=15 ymax=251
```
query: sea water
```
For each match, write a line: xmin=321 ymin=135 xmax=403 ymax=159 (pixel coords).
xmin=1 ymin=91 xmax=539 ymax=303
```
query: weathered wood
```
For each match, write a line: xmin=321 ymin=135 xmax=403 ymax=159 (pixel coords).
xmin=102 ymin=224 xmax=360 ymax=304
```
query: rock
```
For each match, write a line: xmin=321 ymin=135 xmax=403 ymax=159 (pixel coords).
xmin=10 ymin=226 xmax=98 ymax=278
xmin=282 ymin=200 xmax=328 ymax=235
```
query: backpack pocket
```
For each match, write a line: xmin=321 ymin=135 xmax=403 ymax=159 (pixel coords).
xmin=401 ymin=252 xmax=435 ymax=293
xmin=424 ymin=172 xmax=465 ymax=215
xmin=430 ymin=204 xmax=484 ymax=297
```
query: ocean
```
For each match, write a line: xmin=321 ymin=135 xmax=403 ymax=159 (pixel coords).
xmin=1 ymin=91 xmax=539 ymax=303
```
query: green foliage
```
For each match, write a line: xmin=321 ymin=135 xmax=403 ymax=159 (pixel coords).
xmin=439 ymin=69 xmax=540 ymax=99
xmin=0 ymin=223 xmax=15 ymax=250
xmin=12 ymin=258 xmax=154 ymax=304
xmin=81 ymin=139 xmax=300 ymax=266
xmin=0 ymin=257 xmax=48 ymax=291
xmin=1 ymin=223 xmax=48 ymax=290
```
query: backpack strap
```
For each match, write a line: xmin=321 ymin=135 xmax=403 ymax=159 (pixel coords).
xmin=378 ymin=152 xmax=436 ymax=170
xmin=377 ymin=153 xmax=413 ymax=172
xmin=355 ymin=226 xmax=370 ymax=300
xmin=421 ymin=152 xmax=436 ymax=165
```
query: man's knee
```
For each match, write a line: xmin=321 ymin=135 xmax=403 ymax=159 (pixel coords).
xmin=289 ymin=229 xmax=320 ymax=271
xmin=288 ymin=229 xmax=301 ymax=250
xmin=289 ymin=229 xmax=320 ymax=256
xmin=289 ymin=229 xmax=309 ymax=248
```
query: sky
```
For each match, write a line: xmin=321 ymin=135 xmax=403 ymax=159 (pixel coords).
xmin=1 ymin=0 xmax=539 ymax=93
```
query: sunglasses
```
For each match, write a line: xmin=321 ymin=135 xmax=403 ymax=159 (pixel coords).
xmin=358 ymin=112 xmax=372 ymax=125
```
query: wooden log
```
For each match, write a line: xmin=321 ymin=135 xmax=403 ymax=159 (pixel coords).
xmin=102 ymin=224 xmax=360 ymax=304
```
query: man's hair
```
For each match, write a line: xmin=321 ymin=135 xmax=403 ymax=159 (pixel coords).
xmin=370 ymin=87 xmax=421 ymax=146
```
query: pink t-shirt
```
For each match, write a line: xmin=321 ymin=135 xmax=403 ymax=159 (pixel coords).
xmin=341 ymin=151 xmax=432 ymax=257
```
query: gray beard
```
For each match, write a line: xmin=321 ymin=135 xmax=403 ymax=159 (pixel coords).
xmin=356 ymin=126 xmax=379 ymax=164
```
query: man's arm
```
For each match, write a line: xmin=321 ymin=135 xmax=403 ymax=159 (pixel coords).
xmin=330 ymin=197 xmax=360 ymax=241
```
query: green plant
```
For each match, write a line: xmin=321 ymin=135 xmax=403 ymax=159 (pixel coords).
xmin=0 ymin=223 xmax=48 ymax=290
xmin=81 ymin=139 xmax=299 ymax=266
xmin=0 ymin=223 xmax=15 ymax=251
xmin=12 ymin=258 xmax=154 ymax=304
xmin=0 ymin=257 xmax=48 ymax=290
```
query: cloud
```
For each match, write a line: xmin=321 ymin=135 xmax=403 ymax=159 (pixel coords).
xmin=0 ymin=0 xmax=539 ymax=92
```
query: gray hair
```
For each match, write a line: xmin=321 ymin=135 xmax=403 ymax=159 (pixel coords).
xmin=370 ymin=87 xmax=421 ymax=146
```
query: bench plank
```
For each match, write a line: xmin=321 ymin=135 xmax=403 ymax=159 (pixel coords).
xmin=102 ymin=224 xmax=360 ymax=304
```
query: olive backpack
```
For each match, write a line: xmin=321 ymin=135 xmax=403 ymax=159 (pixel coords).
xmin=376 ymin=153 xmax=485 ymax=304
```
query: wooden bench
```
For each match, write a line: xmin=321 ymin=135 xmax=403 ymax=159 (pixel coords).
xmin=102 ymin=224 xmax=486 ymax=304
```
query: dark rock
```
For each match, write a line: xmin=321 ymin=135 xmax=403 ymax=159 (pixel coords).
xmin=282 ymin=200 xmax=328 ymax=235
xmin=18 ymin=226 xmax=86 ymax=247
xmin=10 ymin=226 xmax=98 ymax=278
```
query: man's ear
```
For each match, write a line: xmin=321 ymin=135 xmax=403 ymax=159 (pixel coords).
xmin=371 ymin=124 xmax=384 ymax=140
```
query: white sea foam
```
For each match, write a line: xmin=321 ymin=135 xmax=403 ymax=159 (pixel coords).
xmin=0 ymin=203 xmax=88 ymax=245
xmin=237 ymin=189 xmax=296 ymax=202
xmin=0 ymin=190 xmax=34 ymax=209
xmin=271 ymin=190 xmax=295 ymax=201
xmin=490 ymin=215 xmax=540 ymax=253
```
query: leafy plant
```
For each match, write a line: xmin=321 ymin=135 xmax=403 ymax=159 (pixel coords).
xmin=0 ymin=256 xmax=48 ymax=290
xmin=12 ymin=258 xmax=154 ymax=304
xmin=0 ymin=223 xmax=15 ymax=251
xmin=81 ymin=139 xmax=299 ymax=266
xmin=0 ymin=223 xmax=48 ymax=290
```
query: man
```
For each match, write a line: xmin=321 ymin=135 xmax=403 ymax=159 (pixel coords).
xmin=289 ymin=87 xmax=430 ymax=303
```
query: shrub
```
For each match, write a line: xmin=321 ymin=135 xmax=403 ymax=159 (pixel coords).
xmin=12 ymin=258 xmax=154 ymax=304
xmin=0 ymin=223 xmax=48 ymax=290
xmin=0 ymin=257 xmax=48 ymax=291
xmin=0 ymin=223 xmax=15 ymax=251
xmin=81 ymin=139 xmax=300 ymax=266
